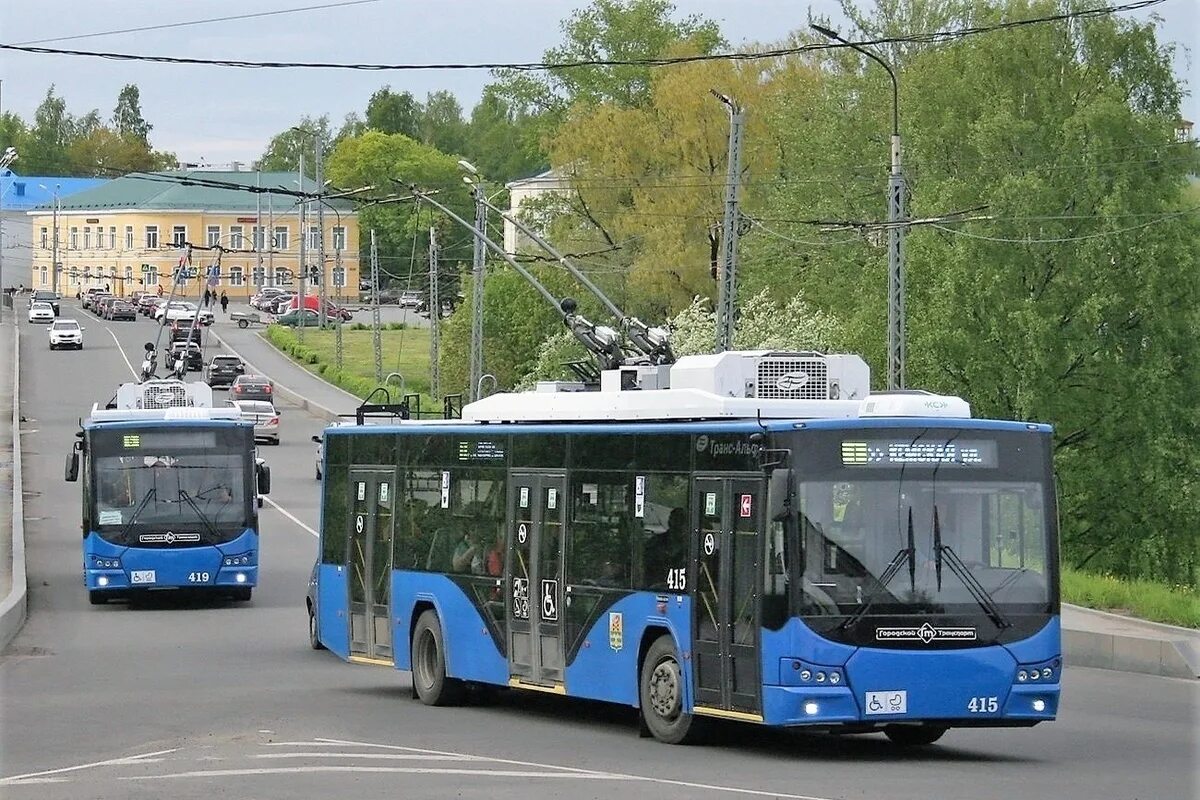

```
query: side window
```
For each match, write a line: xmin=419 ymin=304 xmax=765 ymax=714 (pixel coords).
xmin=446 ymin=471 xmax=506 ymax=576
xmin=636 ymin=474 xmax=689 ymax=590
xmin=321 ymin=463 xmax=349 ymax=563
xmin=395 ymin=469 xmax=444 ymax=571
xmin=567 ymin=473 xmax=633 ymax=589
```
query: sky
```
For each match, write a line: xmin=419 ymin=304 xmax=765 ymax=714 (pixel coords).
xmin=0 ymin=0 xmax=1195 ymax=167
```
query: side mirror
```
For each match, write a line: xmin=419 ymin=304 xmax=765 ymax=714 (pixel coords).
xmin=65 ymin=450 xmax=80 ymax=482
xmin=257 ymin=463 xmax=271 ymax=496
xmin=311 ymin=435 xmax=322 ymax=444
xmin=767 ymin=468 xmax=793 ymax=522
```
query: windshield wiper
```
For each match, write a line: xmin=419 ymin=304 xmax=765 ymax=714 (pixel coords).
xmin=176 ymin=489 xmax=221 ymax=543
xmin=115 ymin=488 xmax=156 ymax=543
xmin=933 ymin=506 xmax=1010 ymax=630
xmin=838 ymin=507 xmax=916 ymax=631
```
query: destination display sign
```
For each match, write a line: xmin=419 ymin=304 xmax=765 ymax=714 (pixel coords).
xmin=841 ymin=439 xmax=998 ymax=468
xmin=457 ymin=439 xmax=506 ymax=462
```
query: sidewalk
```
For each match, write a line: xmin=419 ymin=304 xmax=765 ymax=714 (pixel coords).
xmin=0 ymin=311 xmax=25 ymax=652
xmin=210 ymin=304 xmax=1198 ymax=681
xmin=208 ymin=302 xmax=364 ymax=422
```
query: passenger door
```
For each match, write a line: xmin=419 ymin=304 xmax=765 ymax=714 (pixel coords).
xmin=692 ymin=476 xmax=762 ymax=718
xmin=347 ymin=470 xmax=395 ymax=662
xmin=506 ymin=472 xmax=566 ymax=688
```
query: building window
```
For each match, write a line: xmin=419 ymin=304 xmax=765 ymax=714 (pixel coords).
xmin=40 ymin=266 xmax=48 ymax=286
xmin=109 ymin=227 xmax=117 ymax=249
xmin=145 ymin=226 xmax=159 ymax=249
xmin=125 ymin=226 xmax=134 ymax=250
xmin=145 ymin=268 xmax=158 ymax=286
xmin=70 ymin=227 xmax=79 ymax=249
xmin=83 ymin=227 xmax=91 ymax=249
xmin=171 ymin=225 xmax=187 ymax=247
xmin=230 ymin=225 xmax=244 ymax=249
xmin=275 ymin=226 xmax=290 ymax=251
xmin=124 ymin=265 xmax=133 ymax=285
xmin=40 ymin=228 xmax=48 ymax=249
xmin=307 ymin=225 xmax=319 ymax=250
xmin=274 ymin=267 xmax=291 ymax=286
xmin=206 ymin=225 xmax=220 ymax=247
xmin=230 ymin=266 xmax=244 ymax=287
xmin=332 ymin=226 xmax=346 ymax=251
xmin=332 ymin=266 xmax=346 ymax=288
xmin=251 ymin=266 xmax=265 ymax=286
xmin=252 ymin=226 xmax=265 ymax=250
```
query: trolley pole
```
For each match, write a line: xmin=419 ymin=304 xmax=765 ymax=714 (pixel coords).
xmin=428 ymin=226 xmax=440 ymax=401
xmin=713 ymin=91 xmax=744 ymax=353
xmin=370 ymin=229 xmax=382 ymax=384
xmin=334 ymin=231 xmax=344 ymax=370
xmin=315 ymin=135 xmax=327 ymax=329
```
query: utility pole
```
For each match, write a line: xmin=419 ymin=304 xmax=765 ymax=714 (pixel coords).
xmin=370 ymin=229 xmax=382 ymax=384
xmin=254 ymin=168 xmax=263 ymax=295
xmin=334 ymin=226 xmax=343 ymax=371
xmin=468 ymin=184 xmax=486 ymax=401
xmin=297 ymin=153 xmax=307 ymax=343
xmin=428 ymin=226 xmax=440 ymax=401
xmin=266 ymin=189 xmax=274 ymax=287
xmin=315 ymin=134 xmax=327 ymax=329
xmin=50 ymin=185 xmax=60 ymax=296
xmin=712 ymin=91 xmax=745 ymax=353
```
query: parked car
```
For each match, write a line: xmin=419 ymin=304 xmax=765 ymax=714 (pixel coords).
xmin=398 ymin=290 xmax=421 ymax=308
xmin=47 ymin=318 xmax=84 ymax=349
xmin=268 ymin=294 xmax=295 ymax=315
xmin=28 ymin=301 xmax=55 ymax=324
xmin=139 ymin=296 xmax=162 ymax=316
xmin=91 ymin=295 xmax=114 ymax=316
xmin=107 ymin=299 xmax=137 ymax=321
xmin=230 ymin=399 xmax=280 ymax=445
xmin=81 ymin=288 xmax=104 ymax=310
xmin=274 ymin=308 xmax=326 ymax=328
xmin=205 ymin=354 xmax=245 ymax=387
xmin=155 ymin=301 xmax=198 ymax=322
xmin=311 ymin=434 xmax=323 ymax=480
xmin=161 ymin=340 xmax=204 ymax=372
xmin=29 ymin=289 xmax=60 ymax=316
xmin=230 ymin=374 xmax=274 ymax=402
xmin=250 ymin=287 xmax=288 ymax=310
xmin=285 ymin=295 xmax=353 ymax=321
xmin=170 ymin=319 xmax=204 ymax=344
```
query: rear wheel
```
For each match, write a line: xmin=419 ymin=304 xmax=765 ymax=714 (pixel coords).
xmin=88 ymin=590 xmax=108 ymax=605
xmin=411 ymin=609 xmax=463 ymax=706
xmin=884 ymin=725 xmax=947 ymax=746
xmin=640 ymin=634 xmax=703 ymax=744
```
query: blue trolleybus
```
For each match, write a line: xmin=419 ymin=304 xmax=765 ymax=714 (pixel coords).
xmin=308 ymin=351 xmax=1060 ymax=745
xmin=68 ymin=379 xmax=272 ymax=605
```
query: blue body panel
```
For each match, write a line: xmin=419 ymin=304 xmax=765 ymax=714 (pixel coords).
xmin=317 ymin=563 xmax=350 ymax=659
xmin=83 ymin=529 xmax=258 ymax=592
xmin=392 ymin=572 xmax=507 ymax=683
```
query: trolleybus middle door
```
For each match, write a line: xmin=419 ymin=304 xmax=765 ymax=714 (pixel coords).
xmin=348 ymin=469 xmax=395 ymax=663
xmin=507 ymin=472 xmax=566 ymax=688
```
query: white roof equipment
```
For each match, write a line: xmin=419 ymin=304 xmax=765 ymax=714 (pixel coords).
xmin=88 ymin=380 xmax=241 ymax=423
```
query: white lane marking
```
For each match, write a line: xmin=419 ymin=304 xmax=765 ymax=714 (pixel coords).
xmin=255 ymin=753 xmax=467 ymax=761
xmin=121 ymin=766 xmax=627 ymax=781
xmin=312 ymin=737 xmax=838 ymax=800
xmin=0 ymin=748 xmax=177 ymax=786
xmin=106 ymin=327 xmax=139 ymax=380
xmin=263 ymin=496 xmax=318 ymax=537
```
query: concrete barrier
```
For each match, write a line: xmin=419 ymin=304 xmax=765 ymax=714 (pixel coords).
xmin=0 ymin=323 xmax=25 ymax=649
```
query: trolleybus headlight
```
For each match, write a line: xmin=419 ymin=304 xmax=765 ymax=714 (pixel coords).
xmin=97 ymin=576 xmax=109 ymax=587
xmin=235 ymin=573 xmax=247 ymax=583
xmin=804 ymin=702 xmax=819 ymax=716
xmin=1032 ymin=699 xmax=1046 ymax=712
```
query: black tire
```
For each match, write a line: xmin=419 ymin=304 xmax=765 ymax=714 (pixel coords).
xmin=238 ymin=319 xmax=249 ymax=329
xmin=88 ymin=590 xmax=108 ymax=605
xmin=232 ymin=587 xmax=253 ymax=602
xmin=308 ymin=604 xmax=326 ymax=650
xmin=640 ymin=634 xmax=703 ymax=744
xmin=884 ymin=725 xmax=948 ymax=746
xmin=257 ymin=496 xmax=264 ymax=508
xmin=411 ymin=609 xmax=463 ymax=706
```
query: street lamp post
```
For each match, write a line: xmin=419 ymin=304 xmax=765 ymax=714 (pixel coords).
xmin=38 ymin=183 xmax=61 ymax=297
xmin=0 ymin=146 xmax=18 ymax=316
xmin=458 ymin=160 xmax=488 ymax=403
xmin=812 ymin=24 xmax=907 ymax=390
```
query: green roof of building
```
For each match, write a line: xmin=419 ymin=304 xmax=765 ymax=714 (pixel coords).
xmin=47 ymin=170 xmax=356 ymax=213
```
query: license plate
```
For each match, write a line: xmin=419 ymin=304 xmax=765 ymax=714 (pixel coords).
xmin=865 ymin=690 xmax=907 ymax=715
xmin=130 ymin=570 xmax=157 ymax=585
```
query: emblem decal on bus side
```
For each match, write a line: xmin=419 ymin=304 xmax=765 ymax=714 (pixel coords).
xmin=608 ymin=612 xmax=623 ymax=651
xmin=875 ymin=622 xmax=977 ymax=643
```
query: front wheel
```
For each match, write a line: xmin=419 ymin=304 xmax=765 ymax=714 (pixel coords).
xmin=411 ymin=609 xmax=463 ymax=706
xmin=232 ymin=587 xmax=252 ymax=602
xmin=884 ymin=725 xmax=947 ymax=746
xmin=308 ymin=605 xmax=326 ymax=650
xmin=88 ymin=590 xmax=108 ymax=605
xmin=640 ymin=634 xmax=703 ymax=744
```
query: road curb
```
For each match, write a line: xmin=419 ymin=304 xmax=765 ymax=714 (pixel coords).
xmin=208 ymin=326 xmax=343 ymax=423
xmin=0 ymin=321 xmax=26 ymax=650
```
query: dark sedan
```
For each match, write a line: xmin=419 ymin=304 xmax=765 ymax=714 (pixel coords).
xmin=108 ymin=300 xmax=137 ymax=321
xmin=205 ymin=355 xmax=246 ymax=387
xmin=230 ymin=375 xmax=274 ymax=402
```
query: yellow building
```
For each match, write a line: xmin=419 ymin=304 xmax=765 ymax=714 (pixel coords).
xmin=28 ymin=169 xmax=360 ymax=301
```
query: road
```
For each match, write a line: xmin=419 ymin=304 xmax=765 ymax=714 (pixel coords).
xmin=1 ymin=302 xmax=1196 ymax=800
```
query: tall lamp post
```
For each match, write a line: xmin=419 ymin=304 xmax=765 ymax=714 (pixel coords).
xmin=812 ymin=24 xmax=907 ymax=390
xmin=0 ymin=146 xmax=17 ymax=316
xmin=38 ymin=182 xmax=61 ymax=298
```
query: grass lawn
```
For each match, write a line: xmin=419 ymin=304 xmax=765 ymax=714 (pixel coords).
xmin=1062 ymin=567 xmax=1199 ymax=628
xmin=264 ymin=325 xmax=433 ymax=405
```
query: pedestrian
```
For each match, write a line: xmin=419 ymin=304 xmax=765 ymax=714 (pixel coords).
xmin=157 ymin=284 xmax=164 ymax=298
xmin=220 ymin=291 xmax=229 ymax=315
xmin=203 ymin=288 xmax=211 ymax=307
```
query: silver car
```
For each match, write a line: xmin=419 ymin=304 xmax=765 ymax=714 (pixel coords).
xmin=230 ymin=400 xmax=280 ymax=445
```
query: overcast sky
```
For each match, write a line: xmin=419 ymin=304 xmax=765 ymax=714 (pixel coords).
xmin=0 ymin=0 xmax=1195 ymax=167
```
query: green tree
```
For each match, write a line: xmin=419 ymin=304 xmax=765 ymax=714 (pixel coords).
xmin=462 ymin=88 xmax=546 ymax=183
xmin=257 ymin=114 xmax=334 ymax=174
xmin=365 ymin=87 xmax=422 ymax=138
xmin=67 ymin=127 xmax=175 ymax=176
xmin=23 ymin=85 xmax=75 ymax=174
xmin=419 ymin=90 xmax=468 ymax=155
xmin=112 ymin=84 xmax=151 ymax=144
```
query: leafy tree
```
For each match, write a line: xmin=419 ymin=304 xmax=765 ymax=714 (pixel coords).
xmin=365 ymin=87 xmax=421 ymax=138
xmin=112 ymin=84 xmax=151 ymax=144
xmin=257 ymin=114 xmax=335 ymax=174
xmin=23 ymin=85 xmax=75 ymax=174
xmin=67 ymin=127 xmax=175 ymax=176
xmin=419 ymin=90 xmax=468 ymax=155
xmin=462 ymin=88 xmax=547 ymax=183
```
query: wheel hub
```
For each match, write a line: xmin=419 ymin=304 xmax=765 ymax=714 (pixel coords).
xmin=648 ymin=659 xmax=681 ymax=718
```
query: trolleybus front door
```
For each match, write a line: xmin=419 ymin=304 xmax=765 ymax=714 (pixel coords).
xmin=348 ymin=470 xmax=395 ymax=662
xmin=692 ymin=477 xmax=762 ymax=718
xmin=507 ymin=472 xmax=566 ymax=688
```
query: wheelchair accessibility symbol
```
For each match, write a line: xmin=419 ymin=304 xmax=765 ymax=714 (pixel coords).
xmin=865 ymin=690 xmax=907 ymax=715
xmin=541 ymin=579 xmax=558 ymax=621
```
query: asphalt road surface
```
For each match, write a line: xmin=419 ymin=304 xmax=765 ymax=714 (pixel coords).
xmin=2 ymin=302 xmax=1196 ymax=800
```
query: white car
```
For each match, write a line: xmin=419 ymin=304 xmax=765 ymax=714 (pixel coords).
xmin=28 ymin=301 xmax=55 ymax=324
xmin=155 ymin=301 xmax=199 ymax=322
xmin=230 ymin=399 xmax=280 ymax=444
xmin=48 ymin=319 xmax=84 ymax=350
